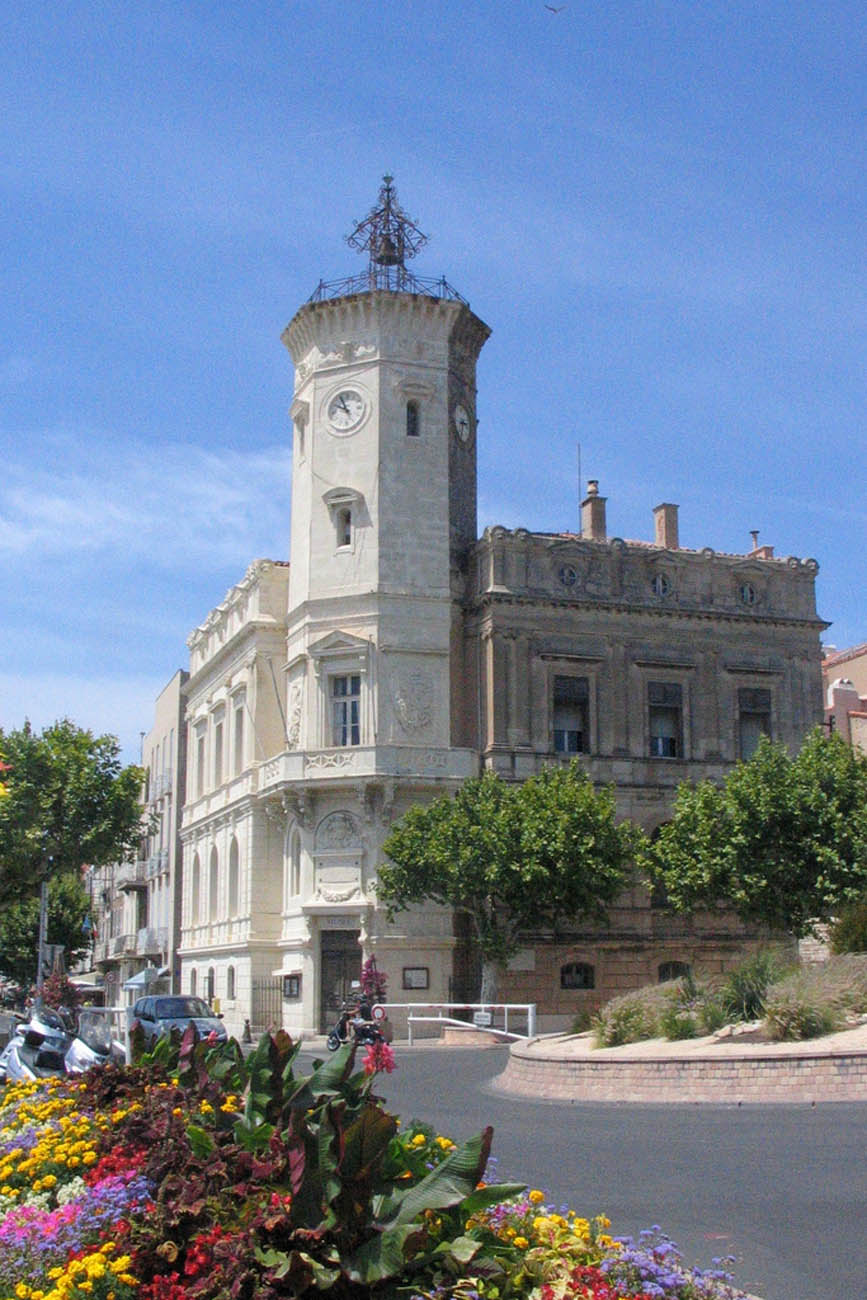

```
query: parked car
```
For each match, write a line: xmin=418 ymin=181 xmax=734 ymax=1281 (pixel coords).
xmin=129 ymin=995 xmax=227 ymax=1047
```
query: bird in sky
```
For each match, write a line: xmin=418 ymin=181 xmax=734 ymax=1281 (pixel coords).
xmin=545 ymin=4 xmax=566 ymax=11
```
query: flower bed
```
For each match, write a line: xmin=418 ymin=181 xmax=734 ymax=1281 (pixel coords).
xmin=1 ymin=1030 xmax=752 ymax=1300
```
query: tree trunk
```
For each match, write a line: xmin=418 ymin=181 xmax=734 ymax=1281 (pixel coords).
xmin=479 ymin=959 xmax=500 ymax=1004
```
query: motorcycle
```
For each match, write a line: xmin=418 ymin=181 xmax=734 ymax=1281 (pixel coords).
xmin=326 ymin=1003 xmax=386 ymax=1052
xmin=64 ymin=1008 xmax=126 ymax=1073
xmin=0 ymin=1005 xmax=72 ymax=1082
xmin=0 ymin=1005 xmax=125 ymax=1083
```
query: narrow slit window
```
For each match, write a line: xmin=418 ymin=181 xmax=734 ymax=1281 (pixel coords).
xmin=336 ymin=507 xmax=352 ymax=548
xmin=406 ymin=400 xmax=420 ymax=436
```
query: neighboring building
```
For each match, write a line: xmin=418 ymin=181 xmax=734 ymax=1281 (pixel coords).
xmin=823 ymin=643 xmax=867 ymax=754
xmin=93 ymin=671 xmax=188 ymax=1006
xmin=178 ymin=179 xmax=826 ymax=1036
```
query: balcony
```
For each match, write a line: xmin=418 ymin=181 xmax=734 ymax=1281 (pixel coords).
xmin=115 ymin=861 xmax=147 ymax=891
xmin=258 ymin=746 xmax=479 ymax=795
xmin=136 ymin=927 xmax=167 ymax=957
xmin=112 ymin=933 xmax=135 ymax=956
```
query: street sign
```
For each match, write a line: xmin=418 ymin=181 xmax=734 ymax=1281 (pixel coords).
xmin=473 ymin=1010 xmax=492 ymax=1027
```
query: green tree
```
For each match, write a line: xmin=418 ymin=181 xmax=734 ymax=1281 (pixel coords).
xmin=0 ymin=720 xmax=145 ymax=905
xmin=648 ymin=729 xmax=867 ymax=937
xmin=0 ymin=871 xmax=92 ymax=986
xmin=378 ymin=762 xmax=639 ymax=1001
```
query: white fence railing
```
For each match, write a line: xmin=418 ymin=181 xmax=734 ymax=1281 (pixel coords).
xmin=373 ymin=1002 xmax=536 ymax=1045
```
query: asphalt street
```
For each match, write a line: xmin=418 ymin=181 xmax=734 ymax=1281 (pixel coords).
xmin=297 ymin=1043 xmax=867 ymax=1300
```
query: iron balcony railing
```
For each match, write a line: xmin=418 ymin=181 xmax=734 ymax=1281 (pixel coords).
xmin=308 ymin=267 xmax=468 ymax=305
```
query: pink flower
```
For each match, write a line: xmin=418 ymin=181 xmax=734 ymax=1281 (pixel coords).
xmin=362 ymin=1041 xmax=396 ymax=1076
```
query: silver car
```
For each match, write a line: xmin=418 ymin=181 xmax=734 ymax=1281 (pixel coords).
xmin=130 ymin=995 xmax=227 ymax=1046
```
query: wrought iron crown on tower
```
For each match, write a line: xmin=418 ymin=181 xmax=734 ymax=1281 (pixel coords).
xmin=307 ymin=175 xmax=468 ymax=305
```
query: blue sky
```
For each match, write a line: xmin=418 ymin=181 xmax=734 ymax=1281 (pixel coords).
xmin=2 ymin=1 xmax=865 ymax=764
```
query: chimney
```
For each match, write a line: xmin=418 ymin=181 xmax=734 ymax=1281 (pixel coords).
xmin=748 ymin=530 xmax=774 ymax=559
xmin=653 ymin=502 xmax=679 ymax=550
xmin=581 ymin=480 xmax=607 ymax=542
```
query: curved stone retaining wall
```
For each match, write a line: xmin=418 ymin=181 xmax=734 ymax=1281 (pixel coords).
xmin=495 ymin=1041 xmax=867 ymax=1103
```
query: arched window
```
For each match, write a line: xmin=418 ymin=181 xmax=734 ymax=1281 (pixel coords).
xmin=190 ymin=969 xmax=197 ymax=996
xmin=227 ymin=966 xmax=235 ymax=1000
xmin=658 ymin=961 xmax=691 ymax=983
xmin=406 ymin=400 xmax=420 ymax=437
xmin=206 ymin=967 xmax=215 ymax=1003
xmin=228 ymin=837 xmax=240 ymax=917
xmin=288 ymin=828 xmax=301 ymax=898
xmin=209 ymin=846 xmax=219 ymax=922
xmin=560 ymin=961 xmax=595 ymax=990
xmin=190 ymin=853 xmax=201 ymax=925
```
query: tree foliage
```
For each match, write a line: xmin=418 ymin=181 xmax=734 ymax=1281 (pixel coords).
xmin=648 ymin=729 xmax=867 ymax=937
xmin=378 ymin=762 xmax=638 ymax=998
xmin=0 ymin=719 xmax=145 ymax=904
xmin=0 ymin=871 xmax=91 ymax=985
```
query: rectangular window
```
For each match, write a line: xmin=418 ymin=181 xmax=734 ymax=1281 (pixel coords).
xmin=213 ymin=719 xmax=224 ymax=788
xmin=331 ymin=674 xmax=361 ymax=747
xmin=553 ymin=676 xmax=589 ymax=753
xmin=196 ymin=733 xmax=206 ymax=798
xmin=648 ymin=681 xmax=683 ymax=758
xmin=738 ymin=687 xmax=771 ymax=759
xmin=233 ymin=706 xmax=245 ymax=777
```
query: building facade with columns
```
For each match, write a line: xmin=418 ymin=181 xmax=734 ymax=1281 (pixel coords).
xmin=178 ymin=181 xmax=826 ymax=1037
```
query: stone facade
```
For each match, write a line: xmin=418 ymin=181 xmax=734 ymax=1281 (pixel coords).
xmin=93 ymin=670 xmax=187 ymax=1007
xmin=176 ymin=221 xmax=826 ymax=1039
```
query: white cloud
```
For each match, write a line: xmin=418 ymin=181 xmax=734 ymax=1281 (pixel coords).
xmin=0 ymin=430 xmax=292 ymax=568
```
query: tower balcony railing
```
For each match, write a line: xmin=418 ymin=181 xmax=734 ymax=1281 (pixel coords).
xmin=257 ymin=745 xmax=479 ymax=796
xmin=308 ymin=267 xmax=467 ymax=305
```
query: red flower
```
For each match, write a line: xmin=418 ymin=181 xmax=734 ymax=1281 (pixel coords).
xmin=362 ymin=1041 xmax=396 ymax=1076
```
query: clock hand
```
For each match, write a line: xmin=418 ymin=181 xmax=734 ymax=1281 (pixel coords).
xmin=338 ymin=396 xmax=350 ymax=413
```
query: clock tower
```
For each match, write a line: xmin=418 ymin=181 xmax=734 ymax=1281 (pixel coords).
xmin=280 ymin=177 xmax=490 ymax=755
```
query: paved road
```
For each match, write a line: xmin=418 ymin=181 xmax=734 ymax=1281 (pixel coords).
xmin=298 ymin=1043 xmax=867 ymax=1300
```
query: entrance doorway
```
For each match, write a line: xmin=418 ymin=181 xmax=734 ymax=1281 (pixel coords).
xmin=319 ymin=929 xmax=361 ymax=1033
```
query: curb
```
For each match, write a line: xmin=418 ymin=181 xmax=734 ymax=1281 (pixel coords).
xmin=492 ymin=1035 xmax=867 ymax=1103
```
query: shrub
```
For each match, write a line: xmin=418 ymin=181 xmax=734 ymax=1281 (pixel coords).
xmin=763 ymin=972 xmax=842 ymax=1041
xmin=592 ymin=984 xmax=671 ymax=1046
xmin=720 ymin=949 xmax=789 ymax=1022
xmin=830 ymin=898 xmax=867 ymax=954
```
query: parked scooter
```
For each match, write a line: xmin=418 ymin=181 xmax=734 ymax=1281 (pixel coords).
xmin=0 ymin=1005 xmax=125 ymax=1082
xmin=326 ymin=1000 xmax=385 ymax=1052
xmin=64 ymin=1008 xmax=126 ymax=1073
xmin=0 ymin=1005 xmax=71 ymax=1082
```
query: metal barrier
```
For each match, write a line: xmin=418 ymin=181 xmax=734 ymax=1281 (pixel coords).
xmin=373 ymin=1002 xmax=536 ymax=1046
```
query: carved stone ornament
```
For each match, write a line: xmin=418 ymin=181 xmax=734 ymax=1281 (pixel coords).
xmin=391 ymin=668 xmax=434 ymax=735
xmin=286 ymin=681 xmax=303 ymax=749
xmin=315 ymin=811 xmax=362 ymax=852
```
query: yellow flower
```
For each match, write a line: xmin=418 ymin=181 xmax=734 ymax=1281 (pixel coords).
xmin=411 ymin=1133 xmax=427 ymax=1147
xmin=528 ymin=1188 xmax=545 ymax=1204
xmin=513 ymin=1235 xmax=529 ymax=1250
xmin=199 ymin=1100 xmax=214 ymax=1116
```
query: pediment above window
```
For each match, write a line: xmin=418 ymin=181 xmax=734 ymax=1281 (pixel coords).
xmin=308 ymin=630 xmax=370 ymax=664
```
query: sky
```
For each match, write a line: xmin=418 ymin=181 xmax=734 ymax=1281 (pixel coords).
xmin=2 ymin=1 xmax=865 ymax=765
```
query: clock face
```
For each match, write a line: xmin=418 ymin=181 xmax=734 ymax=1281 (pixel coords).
xmin=454 ymin=404 xmax=471 ymax=442
xmin=326 ymin=389 xmax=366 ymax=432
